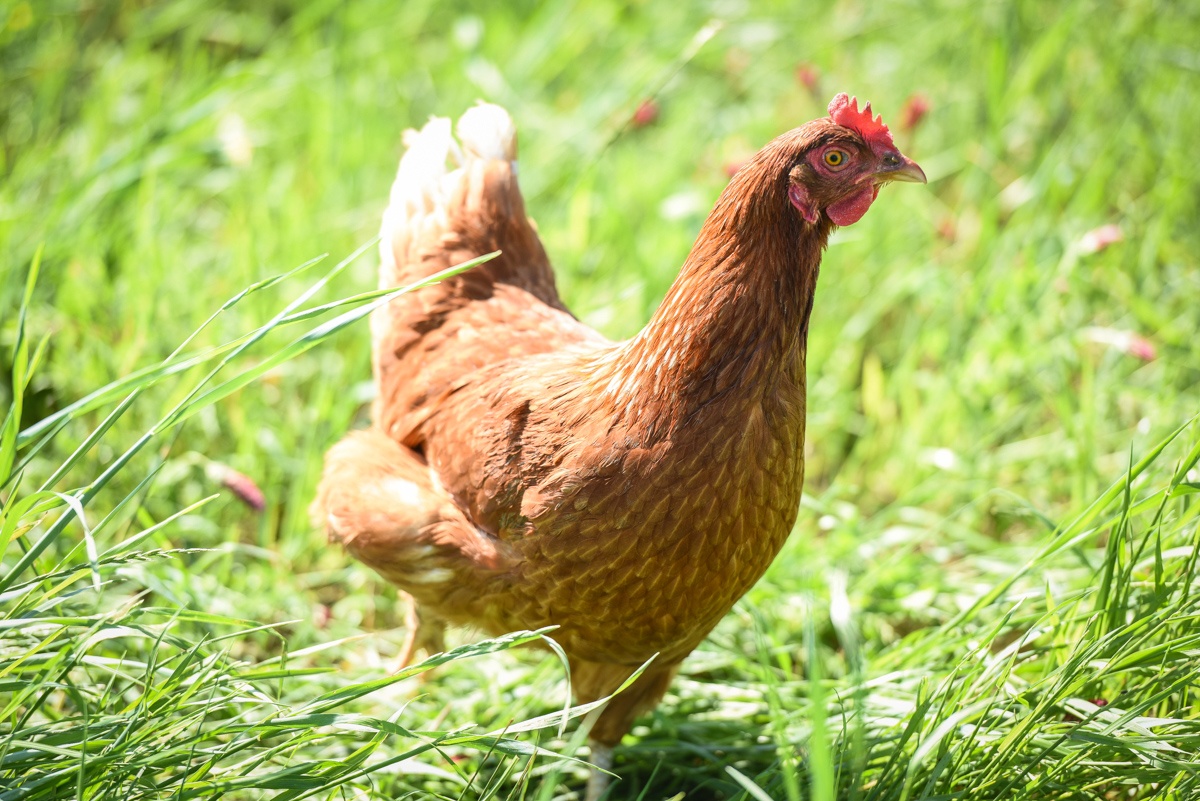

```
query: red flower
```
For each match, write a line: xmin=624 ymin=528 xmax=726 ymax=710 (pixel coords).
xmin=213 ymin=465 xmax=266 ymax=511
xmin=795 ymin=63 xmax=820 ymax=93
xmin=900 ymin=94 xmax=930 ymax=131
xmin=723 ymin=157 xmax=750 ymax=177
xmin=631 ymin=99 xmax=659 ymax=128
xmin=1083 ymin=327 xmax=1157 ymax=362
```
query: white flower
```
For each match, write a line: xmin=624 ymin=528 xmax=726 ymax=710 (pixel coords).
xmin=217 ymin=113 xmax=253 ymax=167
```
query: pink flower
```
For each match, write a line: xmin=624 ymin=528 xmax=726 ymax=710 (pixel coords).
xmin=723 ymin=156 xmax=750 ymax=177
xmin=900 ymin=94 xmax=930 ymax=131
xmin=1079 ymin=224 xmax=1123 ymax=254
xmin=1125 ymin=336 xmax=1157 ymax=362
xmin=631 ymin=99 xmax=659 ymax=128
xmin=936 ymin=217 xmax=956 ymax=242
xmin=210 ymin=464 xmax=266 ymax=511
xmin=795 ymin=63 xmax=820 ymax=93
xmin=1083 ymin=327 xmax=1157 ymax=362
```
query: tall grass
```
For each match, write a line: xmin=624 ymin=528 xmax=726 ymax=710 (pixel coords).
xmin=3 ymin=0 xmax=1199 ymax=798
xmin=1 ymin=247 xmax=607 ymax=798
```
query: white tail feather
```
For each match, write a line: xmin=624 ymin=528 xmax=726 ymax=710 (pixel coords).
xmin=457 ymin=103 xmax=517 ymax=163
xmin=382 ymin=103 xmax=517 ymax=249
xmin=390 ymin=116 xmax=452 ymax=216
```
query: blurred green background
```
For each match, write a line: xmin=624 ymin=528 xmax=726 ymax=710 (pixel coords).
xmin=3 ymin=0 xmax=1200 ymax=798
xmin=4 ymin=0 xmax=1197 ymax=528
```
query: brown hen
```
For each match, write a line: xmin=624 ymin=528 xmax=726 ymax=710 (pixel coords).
xmin=315 ymin=94 xmax=925 ymax=797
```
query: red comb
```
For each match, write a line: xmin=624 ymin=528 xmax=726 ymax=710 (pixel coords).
xmin=828 ymin=93 xmax=895 ymax=152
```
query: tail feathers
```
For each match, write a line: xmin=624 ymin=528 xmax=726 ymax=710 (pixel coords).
xmin=381 ymin=102 xmax=521 ymax=287
xmin=456 ymin=103 xmax=517 ymax=163
xmin=387 ymin=103 xmax=517 ymax=217
xmin=388 ymin=116 xmax=455 ymax=217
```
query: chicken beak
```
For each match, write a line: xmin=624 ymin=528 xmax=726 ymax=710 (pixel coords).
xmin=875 ymin=152 xmax=927 ymax=184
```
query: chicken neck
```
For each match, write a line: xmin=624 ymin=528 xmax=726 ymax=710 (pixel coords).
xmin=600 ymin=166 xmax=830 ymax=442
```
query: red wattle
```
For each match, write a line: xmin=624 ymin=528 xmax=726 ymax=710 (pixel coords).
xmin=826 ymin=186 xmax=877 ymax=226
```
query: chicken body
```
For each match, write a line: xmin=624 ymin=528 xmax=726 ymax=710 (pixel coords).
xmin=315 ymin=98 xmax=924 ymax=782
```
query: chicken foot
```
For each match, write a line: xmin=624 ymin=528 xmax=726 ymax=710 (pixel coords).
xmin=395 ymin=592 xmax=446 ymax=673
xmin=585 ymin=741 xmax=614 ymax=801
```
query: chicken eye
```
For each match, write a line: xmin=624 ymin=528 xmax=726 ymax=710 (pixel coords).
xmin=823 ymin=149 xmax=848 ymax=169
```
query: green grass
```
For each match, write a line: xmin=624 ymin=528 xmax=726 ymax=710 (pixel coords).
xmin=3 ymin=0 xmax=1200 ymax=798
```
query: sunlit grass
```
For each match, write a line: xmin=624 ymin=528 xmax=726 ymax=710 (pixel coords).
xmin=3 ymin=0 xmax=1199 ymax=798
